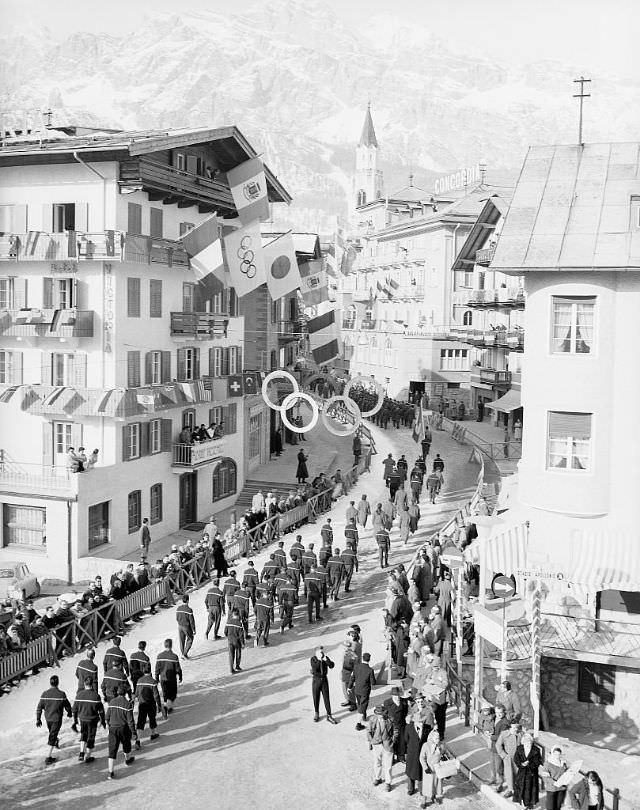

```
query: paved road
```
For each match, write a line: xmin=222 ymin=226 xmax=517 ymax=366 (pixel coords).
xmin=0 ymin=421 xmax=493 ymax=810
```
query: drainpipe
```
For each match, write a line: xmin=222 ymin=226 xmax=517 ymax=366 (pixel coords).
xmin=66 ymin=499 xmax=73 ymax=586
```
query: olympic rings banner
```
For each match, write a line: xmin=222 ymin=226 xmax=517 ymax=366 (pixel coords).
xmin=224 ymin=222 xmax=267 ymax=297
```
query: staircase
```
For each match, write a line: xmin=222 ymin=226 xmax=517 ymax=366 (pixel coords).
xmin=234 ymin=478 xmax=300 ymax=514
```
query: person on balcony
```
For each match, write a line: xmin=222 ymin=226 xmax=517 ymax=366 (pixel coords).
xmin=86 ymin=448 xmax=99 ymax=470
xmin=178 ymin=426 xmax=192 ymax=445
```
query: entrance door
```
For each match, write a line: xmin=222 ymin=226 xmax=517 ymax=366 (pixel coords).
xmin=179 ymin=472 xmax=197 ymax=527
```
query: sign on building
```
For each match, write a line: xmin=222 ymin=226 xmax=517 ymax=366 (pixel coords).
xmin=434 ymin=164 xmax=481 ymax=195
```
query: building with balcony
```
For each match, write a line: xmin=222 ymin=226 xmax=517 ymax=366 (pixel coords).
xmin=0 ymin=125 xmax=290 ymax=579
xmin=469 ymin=142 xmax=640 ymax=747
xmin=450 ymin=193 xmax=524 ymax=427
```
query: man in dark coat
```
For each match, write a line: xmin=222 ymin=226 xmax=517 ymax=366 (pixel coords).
xmin=36 ymin=674 xmax=72 ymax=765
xmin=310 ymin=646 xmax=338 ymax=724
xmin=225 ymin=607 xmax=245 ymax=673
xmin=350 ymin=652 xmax=376 ymax=731
xmin=176 ymin=594 xmax=196 ymax=658
xmin=382 ymin=686 xmax=409 ymax=763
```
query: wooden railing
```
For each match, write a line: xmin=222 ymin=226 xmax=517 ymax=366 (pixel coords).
xmin=116 ymin=581 xmax=169 ymax=621
xmin=0 ymin=635 xmax=54 ymax=687
xmin=446 ymin=660 xmax=471 ymax=726
xmin=164 ymin=553 xmax=212 ymax=594
xmin=170 ymin=311 xmax=228 ymax=338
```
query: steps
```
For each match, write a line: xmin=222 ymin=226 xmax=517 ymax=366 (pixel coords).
xmin=234 ymin=478 xmax=299 ymax=513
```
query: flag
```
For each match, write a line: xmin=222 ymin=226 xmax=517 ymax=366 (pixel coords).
xmin=299 ymin=259 xmax=328 ymax=305
xmin=307 ymin=309 xmax=340 ymax=365
xmin=227 ymin=375 xmax=243 ymax=397
xmin=24 ymin=231 xmax=52 ymax=258
xmin=227 ymin=157 xmax=269 ymax=225
xmin=376 ymin=280 xmax=384 ymax=292
xmin=325 ymin=244 xmax=339 ymax=278
xmin=180 ymin=216 xmax=226 ymax=291
xmin=340 ymin=244 xmax=357 ymax=275
xmin=412 ymin=404 xmax=426 ymax=443
xmin=389 ymin=277 xmax=400 ymax=291
xmin=243 ymin=372 xmax=260 ymax=396
xmin=262 ymin=232 xmax=302 ymax=300
xmin=223 ymin=222 xmax=267 ymax=298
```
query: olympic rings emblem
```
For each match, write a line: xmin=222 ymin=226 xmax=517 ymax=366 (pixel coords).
xmin=281 ymin=392 xmax=319 ymax=434
xmin=342 ymin=375 xmax=386 ymax=417
xmin=261 ymin=370 xmax=299 ymax=411
xmin=321 ymin=395 xmax=362 ymax=437
xmin=237 ymin=237 xmax=257 ymax=278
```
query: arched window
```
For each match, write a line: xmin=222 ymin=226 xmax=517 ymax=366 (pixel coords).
xmin=463 ymin=310 xmax=473 ymax=326
xmin=270 ymin=349 xmax=277 ymax=370
xmin=212 ymin=458 xmax=237 ymax=503
xmin=182 ymin=408 xmax=196 ymax=430
xmin=357 ymin=189 xmax=367 ymax=207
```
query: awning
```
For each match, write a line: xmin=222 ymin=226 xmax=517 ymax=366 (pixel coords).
xmin=464 ymin=519 xmax=529 ymax=578
xmin=485 ymin=389 xmax=521 ymax=413
xmin=550 ymin=529 xmax=640 ymax=591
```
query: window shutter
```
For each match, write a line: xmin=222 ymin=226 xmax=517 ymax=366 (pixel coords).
xmin=71 ymin=423 xmax=83 ymax=450
xmin=72 ymin=354 xmax=87 ymax=387
xmin=548 ymin=412 xmax=591 ymax=439
xmin=193 ymin=284 xmax=205 ymax=313
xmin=127 ymin=278 xmax=140 ymax=317
xmin=150 ymin=208 xmax=163 ymax=239
xmin=42 ymin=203 xmax=53 ymax=232
xmin=193 ymin=349 xmax=200 ymax=379
xmin=122 ymin=426 xmax=130 ymax=462
xmin=14 ymin=278 xmax=27 ymax=309
xmin=12 ymin=203 xmax=27 ymax=233
xmin=42 ymin=278 xmax=54 ymax=309
xmin=177 ymin=349 xmax=186 ymax=381
xmin=222 ymin=347 xmax=230 ymax=376
xmin=145 ymin=352 xmax=153 ymax=385
xmin=161 ymin=351 xmax=171 ymax=382
xmin=237 ymin=347 xmax=243 ymax=374
xmin=11 ymin=352 xmax=23 ymax=384
xmin=140 ymin=422 xmax=150 ymax=456
xmin=227 ymin=403 xmax=237 ymax=434
xmin=161 ymin=419 xmax=173 ymax=452
xmin=149 ymin=279 xmax=162 ymax=317
xmin=186 ymin=156 xmax=198 ymax=175
xmin=41 ymin=351 xmax=53 ymax=385
xmin=75 ymin=203 xmax=89 ymax=233
xmin=127 ymin=203 xmax=142 ymax=235
xmin=127 ymin=351 xmax=140 ymax=388
xmin=208 ymin=407 xmax=215 ymax=426
xmin=42 ymin=422 xmax=53 ymax=467
xmin=209 ymin=347 xmax=215 ymax=376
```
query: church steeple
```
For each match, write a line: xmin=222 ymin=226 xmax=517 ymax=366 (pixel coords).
xmin=359 ymin=102 xmax=379 ymax=148
xmin=354 ymin=104 xmax=384 ymax=214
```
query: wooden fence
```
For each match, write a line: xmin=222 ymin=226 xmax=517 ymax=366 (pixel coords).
xmin=0 ymin=634 xmax=54 ymax=687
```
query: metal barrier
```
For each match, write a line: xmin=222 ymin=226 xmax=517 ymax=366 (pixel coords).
xmin=0 ymin=635 xmax=54 ymax=687
xmin=446 ymin=661 xmax=471 ymax=726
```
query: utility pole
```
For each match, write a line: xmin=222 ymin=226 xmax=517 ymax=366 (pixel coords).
xmin=573 ymin=77 xmax=591 ymax=146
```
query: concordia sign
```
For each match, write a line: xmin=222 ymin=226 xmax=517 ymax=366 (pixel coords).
xmin=434 ymin=163 xmax=481 ymax=195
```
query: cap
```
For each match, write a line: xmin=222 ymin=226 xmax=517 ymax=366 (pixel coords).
xmin=390 ymin=686 xmax=402 ymax=696
xmin=374 ymin=706 xmax=385 ymax=715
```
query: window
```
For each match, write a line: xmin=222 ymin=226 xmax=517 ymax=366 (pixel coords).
xmin=209 ymin=406 xmax=223 ymax=429
xmin=547 ymin=411 xmax=592 ymax=471
xmin=127 ymin=277 xmax=141 ymax=317
xmin=0 ymin=351 xmax=21 ymax=384
xmin=177 ymin=347 xmax=199 ymax=381
xmin=0 ymin=277 xmax=14 ymax=309
xmin=146 ymin=350 xmax=166 ymax=385
xmin=3 ymin=505 xmax=46 ymax=548
xmin=54 ymin=422 xmax=73 ymax=456
xmin=212 ymin=292 xmax=225 ymax=314
xmin=439 ymin=348 xmax=469 ymax=371
xmin=551 ymin=296 xmax=595 ymax=354
xmin=52 ymin=203 xmax=75 ymax=232
xmin=179 ymin=222 xmax=194 ymax=236
xmin=149 ymin=279 xmax=162 ymax=318
xmin=463 ymin=310 xmax=473 ymax=326
xmin=88 ymin=502 xmax=109 ymax=549
xmin=150 ymin=208 xmax=163 ymax=239
xmin=127 ymin=203 xmax=142 ymax=235
xmin=249 ymin=414 xmax=262 ymax=459
xmin=127 ymin=490 xmax=142 ymax=533
xmin=228 ymin=288 xmax=238 ymax=317
xmin=578 ymin=662 xmax=615 ymax=706
xmin=182 ymin=408 xmax=196 ymax=431
xmin=150 ymin=419 xmax=162 ymax=454
xmin=182 ymin=283 xmax=195 ymax=313
xmin=43 ymin=277 xmax=74 ymax=309
xmin=212 ymin=459 xmax=237 ymax=502
xmin=127 ymin=351 xmax=141 ymax=388
xmin=229 ymin=346 xmax=241 ymax=375
xmin=126 ymin=424 xmax=141 ymax=460
xmin=150 ymin=484 xmax=163 ymax=524
xmin=175 ymin=153 xmax=186 ymax=172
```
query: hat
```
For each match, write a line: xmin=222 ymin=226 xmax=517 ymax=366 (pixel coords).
xmin=374 ymin=706 xmax=385 ymax=715
xmin=390 ymin=686 xmax=402 ymax=696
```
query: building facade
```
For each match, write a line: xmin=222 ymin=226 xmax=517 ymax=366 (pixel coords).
xmin=0 ymin=126 xmax=290 ymax=579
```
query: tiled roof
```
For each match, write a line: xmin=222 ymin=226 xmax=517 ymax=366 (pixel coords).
xmin=492 ymin=142 xmax=640 ymax=271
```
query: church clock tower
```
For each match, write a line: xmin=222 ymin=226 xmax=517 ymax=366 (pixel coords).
xmin=354 ymin=103 xmax=383 ymax=213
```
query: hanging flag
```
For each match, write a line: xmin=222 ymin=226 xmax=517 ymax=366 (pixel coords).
xmin=227 ymin=375 xmax=243 ymax=397
xmin=243 ymin=372 xmax=260 ymax=396
xmin=325 ymin=244 xmax=339 ymax=278
xmin=223 ymin=222 xmax=266 ymax=298
xmin=412 ymin=404 xmax=426 ymax=443
xmin=262 ymin=232 xmax=302 ymax=300
xmin=180 ymin=216 xmax=226 ymax=291
xmin=226 ymin=157 xmax=270 ymax=225
xmin=299 ymin=259 xmax=328 ymax=305
xmin=376 ymin=280 xmax=384 ymax=292
xmin=340 ymin=244 xmax=357 ymax=275
xmin=389 ymin=277 xmax=400 ymax=291
xmin=307 ymin=309 xmax=340 ymax=365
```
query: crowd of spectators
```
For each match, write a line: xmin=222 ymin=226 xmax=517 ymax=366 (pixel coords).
xmin=177 ymin=421 xmax=223 ymax=445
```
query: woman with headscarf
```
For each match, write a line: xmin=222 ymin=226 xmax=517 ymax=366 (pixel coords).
xmin=419 ymin=728 xmax=443 ymax=807
xmin=513 ymin=730 xmax=542 ymax=809
xmin=539 ymin=746 xmax=568 ymax=810
xmin=404 ymin=705 xmax=430 ymax=796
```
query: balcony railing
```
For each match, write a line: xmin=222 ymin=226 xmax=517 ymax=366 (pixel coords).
xmin=476 ymin=368 xmax=512 ymax=386
xmin=475 ymin=245 xmax=496 ymax=266
xmin=0 ymin=308 xmax=94 ymax=338
xmin=468 ymin=287 xmax=525 ymax=308
xmin=172 ymin=438 xmax=227 ymax=468
xmin=452 ymin=327 xmax=524 ymax=351
xmin=341 ymin=319 xmax=356 ymax=329
xmin=394 ymin=285 xmax=425 ymax=300
xmin=361 ymin=319 xmax=377 ymax=330
xmin=277 ymin=320 xmax=300 ymax=342
xmin=170 ymin=312 xmax=228 ymax=339
xmin=0 ymin=457 xmax=78 ymax=497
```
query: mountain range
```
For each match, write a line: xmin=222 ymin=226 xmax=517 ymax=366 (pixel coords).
xmin=1 ymin=0 xmax=638 ymax=231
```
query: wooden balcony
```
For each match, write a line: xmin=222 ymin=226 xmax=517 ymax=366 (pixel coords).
xmin=475 ymin=245 xmax=496 ymax=266
xmin=170 ymin=312 xmax=229 ymax=339
xmin=0 ymin=308 xmax=94 ymax=338
xmin=172 ymin=438 xmax=227 ymax=469
xmin=277 ymin=320 xmax=300 ymax=343
xmin=468 ymin=287 xmax=525 ymax=308
xmin=472 ymin=368 xmax=512 ymax=387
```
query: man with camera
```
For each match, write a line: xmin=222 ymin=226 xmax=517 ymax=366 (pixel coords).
xmin=309 ymin=646 xmax=338 ymax=724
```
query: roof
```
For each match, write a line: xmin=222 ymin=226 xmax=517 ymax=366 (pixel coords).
xmin=492 ymin=142 xmax=640 ymax=272
xmin=358 ymin=104 xmax=378 ymax=149
xmin=484 ymin=388 xmax=521 ymax=413
xmin=387 ymin=175 xmax=432 ymax=203
xmin=0 ymin=125 xmax=291 ymax=205
xmin=451 ymin=192 xmax=513 ymax=271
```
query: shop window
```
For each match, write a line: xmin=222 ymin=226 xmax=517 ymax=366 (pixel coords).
xmin=88 ymin=502 xmax=109 ymax=549
xmin=578 ymin=662 xmax=615 ymax=706
xmin=2 ymin=504 xmax=46 ymax=548
xmin=212 ymin=459 xmax=237 ymax=502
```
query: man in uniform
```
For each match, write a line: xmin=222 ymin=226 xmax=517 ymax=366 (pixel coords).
xmin=426 ymin=470 xmax=441 ymax=504
xmin=344 ymin=518 xmax=359 ymax=553
xmin=176 ymin=594 xmax=196 ymax=659
xmin=155 ymin=638 xmax=182 ymax=717
xmin=350 ymin=652 xmax=376 ymax=731
xmin=102 ymin=659 xmax=132 ymax=703
xmin=346 ymin=500 xmax=358 ymax=524
xmin=278 ymin=574 xmax=297 ymax=634
xmin=306 ymin=565 xmax=323 ymax=624
xmin=375 ymin=525 xmax=391 ymax=569
xmin=105 ymin=683 xmax=138 ymax=779
xmin=273 ymin=540 xmax=287 ymax=569
xmin=225 ymin=607 xmax=245 ymax=673
xmin=103 ymin=636 xmax=129 ymax=676
xmin=320 ymin=518 xmax=333 ymax=546
xmin=318 ymin=540 xmax=332 ymax=569
xmin=382 ymin=454 xmax=395 ymax=486
xmin=421 ymin=429 xmax=432 ymax=461
xmin=36 ymin=674 xmax=72 ymax=765
xmin=233 ymin=582 xmax=252 ymax=639
xmin=72 ymin=675 xmax=105 ymax=763
xmin=254 ymin=586 xmax=274 ymax=647
xmin=273 ymin=567 xmax=288 ymax=604
xmin=341 ymin=542 xmax=359 ymax=593
xmin=327 ymin=547 xmax=345 ymax=601
xmin=289 ymin=535 xmax=305 ymax=579
xmin=396 ymin=454 xmax=408 ymax=483
xmin=315 ymin=556 xmax=329 ymax=609
xmin=432 ymin=454 xmax=445 ymax=473
xmin=388 ymin=467 xmax=402 ymax=500
xmin=242 ymin=560 xmax=259 ymax=610
xmin=75 ymin=648 xmax=98 ymax=691
xmin=129 ymin=641 xmax=150 ymax=690
xmin=205 ymin=578 xmax=224 ymax=640
xmin=260 ymin=555 xmax=280 ymax=589
xmin=301 ymin=543 xmax=318 ymax=595
xmin=223 ymin=570 xmax=241 ymax=615
xmin=286 ymin=555 xmax=301 ymax=599
xmin=135 ymin=662 xmax=162 ymax=743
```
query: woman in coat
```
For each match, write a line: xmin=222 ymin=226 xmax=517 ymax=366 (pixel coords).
xmin=419 ymin=729 xmax=443 ymax=807
xmin=211 ymin=537 xmax=229 ymax=578
xmin=372 ymin=504 xmax=385 ymax=531
xmin=356 ymin=494 xmax=371 ymax=528
xmin=295 ymin=449 xmax=309 ymax=484
xmin=399 ymin=507 xmax=411 ymax=545
xmin=404 ymin=711 xmax=430 ymax=795
xmin=513 ymin=731 xmax=542 ymax=809
xmin=408 ymin=499 xmax=420 ymax=533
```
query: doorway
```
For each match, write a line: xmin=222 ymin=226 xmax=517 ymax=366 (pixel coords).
xmin=179 ymin=472 xmax=197 ymax=527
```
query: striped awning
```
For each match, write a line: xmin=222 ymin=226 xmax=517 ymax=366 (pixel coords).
xmin=465 ymin=520 xmax=529 ymax=578
xmin=563 ymin=530 xmax=640 ymax=591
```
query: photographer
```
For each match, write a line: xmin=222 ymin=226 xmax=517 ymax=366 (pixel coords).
xmin=309 ymin=646 xmax=338 ymax=725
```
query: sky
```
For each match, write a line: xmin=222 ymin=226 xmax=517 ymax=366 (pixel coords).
xmin=1 ymin=0 xmax=638 ymax=79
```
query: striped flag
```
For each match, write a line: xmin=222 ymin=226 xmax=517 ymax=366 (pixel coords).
xmin=412 ymin=405 xmax=425 ymax=443
xmin=389 ymin=277 xmax=400 ymax=291
xmin=227 ymin=157 xmax=270 ymax=225
xmin=262 ymin=232 xmax=302 ymax=300
xmin=180 ymin=216 xmax=226 ymax=291
xmin=299 ymin=259 xmax=328 ymax=305
xmin=307 ymin=309 xmax=340 ymax=365
xmin=223 ymin=221 xmax=267 ymax=298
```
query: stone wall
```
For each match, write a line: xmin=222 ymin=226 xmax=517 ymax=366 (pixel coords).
xmin=541 ymin=657 xmax=640 ymax=740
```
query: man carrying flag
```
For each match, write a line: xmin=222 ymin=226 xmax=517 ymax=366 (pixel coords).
xmin=412 ymin=404 xmax=426 ymax=444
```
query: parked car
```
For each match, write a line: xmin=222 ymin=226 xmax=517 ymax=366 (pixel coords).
xmin=0 ymin=562 xmax=41 ymax=601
